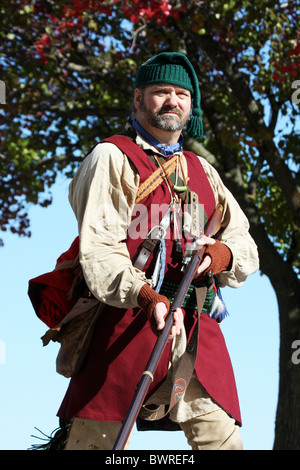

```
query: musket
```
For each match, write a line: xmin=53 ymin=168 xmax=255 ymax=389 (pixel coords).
xmin=113 ymin=203 xmax=224 ymax=450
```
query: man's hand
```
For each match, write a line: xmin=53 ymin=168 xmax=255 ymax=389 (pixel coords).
xmin=153 ymin=302 xmax=184 ymax=341
xmin=138 ymin=283 xmax=183 ymax=337
xmin=194 ymin=236 xmax=215 ymax=277
xmin=193 ymin=236 xmax=233 ymax=285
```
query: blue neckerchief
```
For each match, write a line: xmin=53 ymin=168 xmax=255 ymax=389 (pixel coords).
xmin=132 ymin=119 xmax=183 ymax=158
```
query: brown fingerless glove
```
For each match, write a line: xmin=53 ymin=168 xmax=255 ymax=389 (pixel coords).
xmin=193 ymin=240 xmax=232 ymax=286
xmin=138 ymin=283 xmax=170 ymax=336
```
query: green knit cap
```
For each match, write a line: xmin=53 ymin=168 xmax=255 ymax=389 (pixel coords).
xmin=135 ymin=52 xmax=203 ymax=139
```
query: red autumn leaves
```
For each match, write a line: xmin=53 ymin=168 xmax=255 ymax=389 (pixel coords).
xmin=34 ymin=0 xmax=186 ymax=62
xmin=272 ymin=41 xmax=300 ymax=82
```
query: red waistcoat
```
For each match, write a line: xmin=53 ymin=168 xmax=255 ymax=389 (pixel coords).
xmin=57 ymin=136 xmax=241 ymax=426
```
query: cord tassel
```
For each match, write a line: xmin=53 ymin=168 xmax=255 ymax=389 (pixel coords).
xmin=210 ymin=277 xmax=229 ymax=323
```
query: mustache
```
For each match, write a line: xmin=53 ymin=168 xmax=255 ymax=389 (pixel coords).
xmin=158 ymin=106 xmax=182 ymax=117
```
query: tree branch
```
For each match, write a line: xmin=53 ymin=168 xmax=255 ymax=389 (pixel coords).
xmin=191 ymin=32 xmax=300 ymax=224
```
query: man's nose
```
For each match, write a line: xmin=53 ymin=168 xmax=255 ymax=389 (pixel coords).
xmin=164 ymin=92 xmax=178 ymax=108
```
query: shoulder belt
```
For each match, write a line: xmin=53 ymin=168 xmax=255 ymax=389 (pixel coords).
xmin=102 ymin=135 xmax=177 ymax=203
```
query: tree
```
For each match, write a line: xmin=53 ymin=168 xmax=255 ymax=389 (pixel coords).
xmin=1 ymin=0 xmax=299 ymax=449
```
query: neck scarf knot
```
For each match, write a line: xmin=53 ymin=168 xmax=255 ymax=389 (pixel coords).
xmin=132 ymin=119 xmax=183 ymax=158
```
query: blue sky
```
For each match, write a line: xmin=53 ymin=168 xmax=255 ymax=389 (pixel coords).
xmin=0 ymin=173 xmax=279 ymax=451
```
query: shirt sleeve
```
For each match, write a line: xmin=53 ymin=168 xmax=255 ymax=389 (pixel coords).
xmin=199 ymin=157 xmax=260 ymax=288
xmin=68 ymin=142 xmax=150 ymax=308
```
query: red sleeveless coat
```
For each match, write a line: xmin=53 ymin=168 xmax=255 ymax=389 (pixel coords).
xmin=57 ymin=136 xmax=241 ymax=426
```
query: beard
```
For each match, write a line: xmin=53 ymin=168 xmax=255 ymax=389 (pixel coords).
xmin=139 ymin=99 xmax=190 ymax=132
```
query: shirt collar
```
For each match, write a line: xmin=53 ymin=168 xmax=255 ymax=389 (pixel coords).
xmin=132 ymin=119 xmax=183 ymax=158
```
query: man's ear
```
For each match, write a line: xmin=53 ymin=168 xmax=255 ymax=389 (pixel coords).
xmin=134 ymin=88 xmax=142 ymax=111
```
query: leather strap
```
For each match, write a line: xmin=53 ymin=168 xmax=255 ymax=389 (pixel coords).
xmin=135 ymin=154 xmax=177 ymax=203
xmin=132 ymin=202 xmax=176 ymax=271
xmin=103 ymin=135 xmax=178 ymax=204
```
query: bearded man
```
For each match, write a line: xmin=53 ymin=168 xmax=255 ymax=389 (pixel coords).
xmin=57 ymin=52 xmax=259 ymax=450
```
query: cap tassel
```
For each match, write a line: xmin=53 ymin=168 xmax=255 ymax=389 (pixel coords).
xmin=187 ymin=108 xmax=203 ymax=140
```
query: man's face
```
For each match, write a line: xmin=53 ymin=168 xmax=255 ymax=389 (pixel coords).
xmin=134 ymin=84 xmax=192 ymax=133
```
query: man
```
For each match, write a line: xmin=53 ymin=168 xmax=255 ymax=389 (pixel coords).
xmin=58 ymin=52 xmax=259 ymax=450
